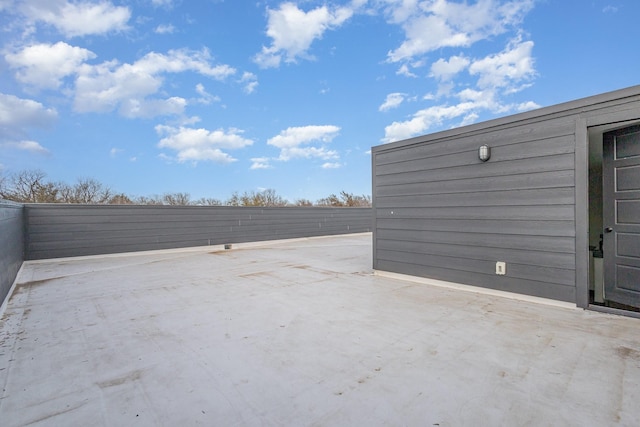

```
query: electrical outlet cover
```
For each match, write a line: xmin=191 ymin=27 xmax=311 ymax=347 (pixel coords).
xmin=496 ymin=261 xmax=506 ymax=275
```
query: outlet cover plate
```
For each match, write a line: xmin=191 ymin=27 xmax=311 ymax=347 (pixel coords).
xmin=496 ymin=261 xmax=506 ymax=275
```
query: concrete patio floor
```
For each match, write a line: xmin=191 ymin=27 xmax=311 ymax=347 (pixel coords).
xmin=1 ymin=233 xmax=639 ymax=426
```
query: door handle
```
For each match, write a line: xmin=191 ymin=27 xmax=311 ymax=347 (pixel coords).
xmin=605 ymin=227 xmax=613 ymax=233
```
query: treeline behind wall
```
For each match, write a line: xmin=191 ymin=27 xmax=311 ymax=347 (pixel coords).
xmin=0 ymin=170 xmax=371 ymax=207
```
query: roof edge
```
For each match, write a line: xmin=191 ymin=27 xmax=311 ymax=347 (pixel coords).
xmin=373 ymin=84 xmax=640 ymax=152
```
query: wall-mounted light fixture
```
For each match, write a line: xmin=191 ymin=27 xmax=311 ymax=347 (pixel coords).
xmin=478 ymin=144 xmax=491 ymax=162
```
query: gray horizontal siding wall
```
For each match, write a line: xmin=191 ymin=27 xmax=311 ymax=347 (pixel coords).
xmin=372 ymin=85 xmax=640 ymax=305
xmin=373 ymin=115 xmax=578 ymax=303
xmin=25 ymin=205 xmax=372 ymax=260
xmin=0 ymin=200 xmax=24 ymax=306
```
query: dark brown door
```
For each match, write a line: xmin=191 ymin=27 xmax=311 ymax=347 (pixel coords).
xmin=603 ymin=125 xmax=640 ymax=309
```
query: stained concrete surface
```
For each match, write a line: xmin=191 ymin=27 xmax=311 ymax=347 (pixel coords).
xmin=0 ymin=233 xmax=639 ymax=426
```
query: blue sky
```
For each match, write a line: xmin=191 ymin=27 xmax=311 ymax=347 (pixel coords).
xmin=1 ymin=0 xmax=639 ymax=202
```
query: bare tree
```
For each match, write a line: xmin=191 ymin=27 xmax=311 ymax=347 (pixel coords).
xmin=162 ymin=192 xmax=191 ymax=205
xmin=226 ymin=189 xmax=288 ymax=207
xmin=293 ymin=198 xmax=313 ymax=207
xmin=339 ymin=191 xmax=371 ymax=207
xmin=109 ymin=193 xmax=134 ymax=204
xmin=58 ymin=178 xmax=113 ymax=204
xmin=0 ymin=171 xmax=8 ymax=199
xmin=256 ymin=189 xmax=287 ymax=206
xmin=316 ymin=193 xmax=342 ymax=207
xmin=239 ymin=191 xmax=256 ymax=206
xmin=133 ymin=195 xmax=163 ymax=205
xmin=316 ymin=191 xmax=371 ymax=207
xmin=226 ymin=191 xmax=241 ymax=206
xmin=0 ymin=170 xmax=59 ymax=203
xmin=76 ymin=178 xmax=112 ymax=203
xmin=193 ymin=197 xmax=222 ymax=206
xmin=0 ymin=168 xmax=372 ymax=208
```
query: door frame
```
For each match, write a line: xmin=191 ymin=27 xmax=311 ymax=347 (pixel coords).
xmin=580 ymin=116 xmax=640 ymax=318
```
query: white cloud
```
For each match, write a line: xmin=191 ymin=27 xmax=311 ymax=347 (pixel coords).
xmin=194 ymin=83 xmax=220 ymax=104
xmin=456 ymin=86 xmax=533 ymax=115
xmin=74 ymin=48 xmax=236 ymax=117
xmin=195 ymin=83 xmax=207 ymax=96
xmin=267 ymin=125 xmax=340 ymax=161
xmin=469 ymin=38 xmax=535 ymax=89
xmin=2 ymin=140 xmax=50 ymax=154
xmin=239 ymin=72 xmax=258 ymax=94
xmin=277 ymin=145 xmax=339 ymax=161
xmin=388 ymin=14 xmax=468 ymax=63
xmin=131 ymin=49 xmax=235 ymax=78
xmin=0 ymin=92 xmax=57 ymax=143
xmin=382 ymin=84 xmax=538 ymax=143
xmin=254 ymin=2 xmax=355 ymax=68
xmin=321 ymin=162 xmax=342 ymax=169
xmin=379 ymin=92 xmax=406 ymax=111
xmin=0 ymin=93 xmax=57 ymax=127
xmin=380 ymin=0 xmax=419 ymax=24
xmin=382 ymin=29 xmax=538 ymax=143
xmin=516 ymin=100 xmax=540 ymax=111
xmin=385 ymin=0 xmax=534 ymax=63
xmin=456 ymin=87 xmax=491 ymax=103
xmin=268 ymin=125 xmax=340 ymax=148
xmin=5 ymin=41 xmax=96 ymax=90
xmin=155 ymin=125 xmax=253 ymax=164
xmin=458 ymin=112 xmax=479 ymax=127
xmin=5 ymin=43 xmax=240 ymax=119
xmin=250 ymin=157 xmax=272 ymax=170
xmin=433 ymin=81 xmax=455 ymax=97
xmin=430 ymin=55 xmax=470 ymax=81
xmin=119 ymin=97 xmax=187 ymax=118
xmin=396 ymin=63 xmax=417 ymax=77
xmin=21 ymin=0 xmax=131 ymax=37
xmin=151 ymin=0 xmax=174 ymax=7
xmin=74 ymin=59 xmax=160 ymax=113
xmin=382 ymin=102 xmax=477 ymax=143
xmin=251 ymin=125 xmax=342 ymax=168
xmin=155 ymin=24 xmax=175 ymax=34
xmin=179 ymin=115 xmax=202 ymax=126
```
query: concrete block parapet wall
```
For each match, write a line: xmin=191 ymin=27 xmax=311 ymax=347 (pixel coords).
xmin=24 ymin=204 xmax=372 ymax=260
xmin=0 ymin=200 xmax=24 ymax=306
